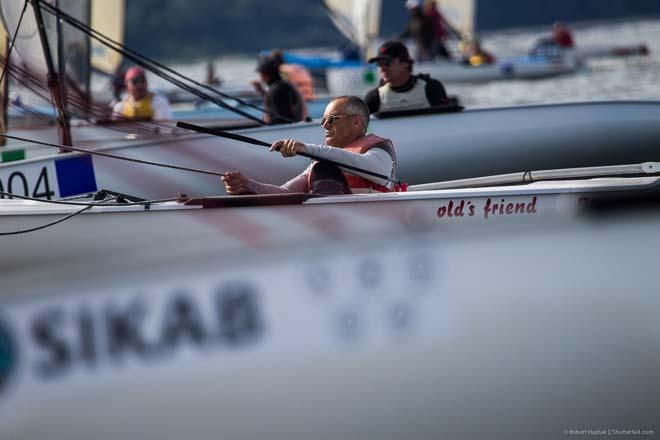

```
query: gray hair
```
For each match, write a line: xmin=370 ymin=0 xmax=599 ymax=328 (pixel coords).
xmin=333 ymin=95 xmax=370 ymax=134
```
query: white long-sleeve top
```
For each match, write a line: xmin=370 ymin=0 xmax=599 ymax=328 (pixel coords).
xmin=245 ymin=143 xmax=395 ymax=194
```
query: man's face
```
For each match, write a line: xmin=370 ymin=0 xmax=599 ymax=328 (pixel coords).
xmin=126 ymin=75 xmax=148 ymax=100
xmin=321 ymin=100 xmax=361 ymax=147
xmin=377 ymin=57 xmax=411 ymax=88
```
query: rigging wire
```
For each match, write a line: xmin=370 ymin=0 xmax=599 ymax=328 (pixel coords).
xmin=37 ymin=1 xmax=266 ymax=124
xmin=0 ymin=194 xmax=121 ymax=236
xmin=0 ymin=189 xmax=178 ymax=206
xmin=0 ymin=0 xmax=29 ymax=86
xmin=2 ymin=54 xmax=159 ymax=134
xmin=0 ymin=204 xmax=94 ymax=235
xmin=36 ymin=0 xmax=296 ymax=125
xmin=0 ymin=190 xmax=181 ymax=236
xmin=0 ymin=133 xmax=227 ymax=177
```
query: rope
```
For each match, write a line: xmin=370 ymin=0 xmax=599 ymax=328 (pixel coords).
xmin=0 ymin=133 xmax=226 ymax=177
xmin=36 ymin=0 xmax=283 ymax=125
xmin=0 ymin=0 xmax=29 ymax=85
xmin=0 ymin=204 xmax=94 ymax=235
xmin=0 ymin=192 xmax=119 ymax=236
xmin=0 ymin=190 xmax=184 ymax=235
xmin=37 ymin=0 xmax=300 ymax=125
xmin=0 ymin=189 xmax=178 ymax=206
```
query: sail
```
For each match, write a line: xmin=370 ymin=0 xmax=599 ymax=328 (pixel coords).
xmin=438 ymin=0 xmax=476 ymax=36
xmin=323 ymin=0 xmax=381 ymax=52
xmin=59 ymin=0 xmax=92 ymax=98
xmin=0 ymin=0 xmax=91 ymax=87
xmin=0 ymin=0 xmax=59 ymax=76
xmin=90 ymin=0 xmax=124 ymax=75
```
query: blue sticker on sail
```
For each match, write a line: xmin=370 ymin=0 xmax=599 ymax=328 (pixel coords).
xmin=55 ymin=155 xmax=97 ymax=197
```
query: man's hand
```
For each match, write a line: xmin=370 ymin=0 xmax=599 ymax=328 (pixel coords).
xmin=270 ymin=139 xmax=306 ymax=157
xmin=221 ymin=171 xmax=255 ymax=195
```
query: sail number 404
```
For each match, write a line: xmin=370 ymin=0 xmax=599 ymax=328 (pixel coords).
xmin=0 ymin=166 xmax=56 ymax=200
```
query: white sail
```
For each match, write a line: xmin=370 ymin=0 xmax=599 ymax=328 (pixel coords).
xmin=59 ymin=0 xmax=92 ymax=97
xmin=323 ymin=0 xmax=381 ymax=53
xmin=438 ymin=0 xmax=476 ymax=36
xmin=0 ymin=0 xmax=91 ymax=90
xmin=0 ymin=0 xmax=58 ymax=75
xmin=90 ymin=0 xmax=124 ymax=74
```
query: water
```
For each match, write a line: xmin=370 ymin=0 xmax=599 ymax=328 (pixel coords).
xmin=12 ymin=18 xmax=660 ymax=120
xmin=154 ymin=18 xmax=660 ymax=110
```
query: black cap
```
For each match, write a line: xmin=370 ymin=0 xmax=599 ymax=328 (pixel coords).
xmin=368 ymin=41 xmax=412 ymax=64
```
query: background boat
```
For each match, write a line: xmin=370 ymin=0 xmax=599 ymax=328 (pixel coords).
xmin=2 ymin=101 xmax=660 ymax=200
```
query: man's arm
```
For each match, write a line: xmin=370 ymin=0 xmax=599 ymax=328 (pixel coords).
xmin=222 ymin=168 xmax=311 ymax=195
xmin=423 ymin=77 xmax=448 ymax=105
xmin=304 ymin=144 xmax=394 ymax=187
xmin=363 ymin=88 xmax=381 ymax=114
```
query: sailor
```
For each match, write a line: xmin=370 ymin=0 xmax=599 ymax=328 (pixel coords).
xmin=270 ymin=50 xmax=316 ymax=102
xmin=221 ymin=96 xmax=399 ymax=195
xmin=460 ymin=36 xmax=496 ymax=66
xmin=552 ymin=21 xmax=575 ymax=48
xmin=363 ymin=40 xmax=448 ymax=114
xmin=111 ymin=66 xmax=173 ymax=121
xmin=251 ymin=56 xmax=306 ymax=125
xmin=204 ymin=61 xmax=222 ymax=87
xmin=423 ymin=0 xmax=455 ymax=60
xmin=401 ymin=0 xmax=435 ymax=62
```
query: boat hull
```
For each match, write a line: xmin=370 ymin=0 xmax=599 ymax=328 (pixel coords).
xmin=1 ymin=177 xmax=659 ymax=439
xmin=1 ymin=101 xmax=660 ymax=199
xmin=326 ymin=54 xmax=579 ymax=96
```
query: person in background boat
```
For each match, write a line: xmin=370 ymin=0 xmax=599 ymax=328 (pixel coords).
xmin=111 ymin=66 xmax=173 ymax=121
xmin=424 ymin=0 xmax=454 ymax=60
xmin=221 ymin=96 xmax=398 ymax=195
xmin=401 ymin=0 xmax=435 ymax=62
xmin=270 ymin=50 xmax=316 ymax=101
xmin=251 ymin=56 xmax=306 ymax=125
xmin=552 ymin=21 xmax=575 ymax=48
xmin=459 ymin=36 xmax=496 ymax=66
xmin=364 ymin=40 xmax=448 ymax=114
xmin=204 ymin=61 xmax=222 ymax=87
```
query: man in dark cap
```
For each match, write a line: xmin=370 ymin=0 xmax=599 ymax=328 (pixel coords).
xmin=363 ymin=40 xmax=448 ymax=114
xmin=253 ymin=57 xmax=305 ymax=124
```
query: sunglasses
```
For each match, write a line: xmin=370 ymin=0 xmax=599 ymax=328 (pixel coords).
xmin=321 ymin=114 xmax=353 ymax=126
xmin=128 ymin=77 xmax=146 ymax=85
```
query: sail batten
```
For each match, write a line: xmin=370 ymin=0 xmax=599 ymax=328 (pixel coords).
xmin=90 ymin=0 xmax=124 ymax=74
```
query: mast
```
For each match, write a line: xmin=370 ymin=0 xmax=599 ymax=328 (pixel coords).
xmin=0 ymin=28 xmax=7 ymax=147
xmin=30 ymin=0 xmax=72 ymax=151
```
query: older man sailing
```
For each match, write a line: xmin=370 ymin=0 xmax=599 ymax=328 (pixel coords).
xmin=221 ymin=96 xmax=399 ymax=195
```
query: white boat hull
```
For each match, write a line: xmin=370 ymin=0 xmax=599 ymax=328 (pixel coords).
xmin=1 ymin=176 xmax=659 ymax=439
xmin=326 ymin=54 xmax=580 ymax=96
